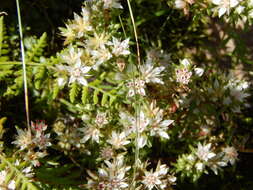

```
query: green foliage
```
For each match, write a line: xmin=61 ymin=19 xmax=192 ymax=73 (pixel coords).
xmin=81 ymin=86 xmax=88 ymax=104
xmin=25 ymin=33 xmax=47 ymax=62
xmin=36 ymin=164 xmax=83 ymax=189
xmin=69 ymin=82 xmax=80 ymax=103
xmin=0 ymin=16 xmax=50 ymax=98
xmin=0 ymin=16 xmax=10 ymax=61
xmin=34 ymin=66 xmax=47 ymax=90
xmin=0 ymin=155 xmax=38 ymax=190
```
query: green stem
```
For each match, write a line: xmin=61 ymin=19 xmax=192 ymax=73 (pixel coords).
xmin=88 ymin=84 xmax=116 ymax=98
xmin=16 ymin=0 xmax=30 ymax=130
xmin=0 ymin=61 xmax=42 ymax=66
xmin=119 ymin=15 xmax=127 ymax=38
xmin=126 ymin=0 xmax=141 ymax=189
xmin=127 ymin=0 xmax=141 ymax=66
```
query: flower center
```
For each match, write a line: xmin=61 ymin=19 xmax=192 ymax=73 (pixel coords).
xmin=73 ymin=68 xmax=81 ymax=77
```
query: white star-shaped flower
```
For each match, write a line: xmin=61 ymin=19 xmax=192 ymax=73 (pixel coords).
xmin=108 ymin=37 xmax=130 ymax=57
xmin=103 ymin=0 xmax=123 ymax=9
xmin=140 ymin=59 xmax=165 ymax=84
xmin=67 ymin=59 xmax=91 ymax=86
xmin=212 ymin=0 xmax=239 ymax=17
xmin=196 ymin=143 xmax=216 ymax=162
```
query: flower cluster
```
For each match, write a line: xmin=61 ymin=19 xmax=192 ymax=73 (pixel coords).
xmin=0 ymin=170 xmax=16 ymax=190
xmin=12 ymin=121 xmax=51 ymax=166
xmin=0 ymin=160 xmax=34 ymax=190
xmin=53 ymin=118 xmax=87 ymax=153
xmin=57 ymin=3 xmax=131 ymax=89
xmin=140 ymin=161 xmax=176 ymax=189
xmin=212 ymin=0 xmax=240 ymax=17
xmin=175 ymin=58 xmax=192 ymax=85
xmin=175 ymin=143 xmax=239 ymax=181
xmin=3 ymin=0 xmax=252 ymax=188
xmin=86 ymin=155 xmax=130 ymax=190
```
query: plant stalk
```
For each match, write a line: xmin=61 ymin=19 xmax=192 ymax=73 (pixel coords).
xmin=126 ymin=0 xmax=141 ymax=189
xmin=16 ymin=0 xmax=30 ymax=129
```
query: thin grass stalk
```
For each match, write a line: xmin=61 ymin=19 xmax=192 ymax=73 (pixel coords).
xmin=126 ymin=0 xmax=142 ymax=189
xmin=16 ymin=0 xmax=30 ymax=130
xmin=119 ymin=15 xmax=127 ymax=38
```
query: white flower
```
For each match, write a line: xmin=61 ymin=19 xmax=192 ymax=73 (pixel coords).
xmin=150 ymin=109 xmax=173 ymax=139
xmin=181 ymin=58 xmax=191 ymax=67
xmin=90 ymin=45 xmax=112 ymax=70
xmin=8 ymin=180 xmax=16 ymax=190
xmin=196 ymin=143 xmax=216 ymax=162
xmin=142 ymin=162 xmax=171 ymax=190
xmin=187 ymin=154 xmax=196 ymax=161
xmin=107 ymin=131 xmax=130 ymax=149
xmin=67 ymin=59 xmax=91 ymax=86
xmin=208 ymin=160 xmax=227 ymax=175
xmin=57 ymin=77 xmax=67 ymax=87
xmin=142 ymin=171 xmax=162 ymax=190
xmin=140 ymin=59 xmax=165 ymax=84
xmin=156 ymin=163 xmax=169 ymax=176
xmin=72 ymin=7 xmax=92 ymax=38
xmin=137 ymin=135 xmax=147 ymax=148
xmin=175 ymin=59 xmax=192 ymax=84
xmin=100 ymin=147 xmax=114 ymax=160
xmin=86 ymin=32 xmax=109 ymax=49
xmin=0 ymin=170 xmax=7 ymax=185
xmin=235 ymin=5 xmax=244 ymax=14
xmin=22 ymin=166 xmax=34 ymax=178
xmin=226 ymin=79 xmax=250 ymax=102
xmin=87 ymin=155 xmax=130 ymax=190
xmin=61 ymin=46 xmax=83 ymax=65
xmin=249 ymin=9 xmax=253 ymax=18
xmin=212 ymin=0 xmax=239 ymax=17
xmin=168 ymin=174 xmax=177 ymax=184
xmin=223 ymin=146 xmax=238 ymax=165
xmin=80 ymin=126 xmax=101 ymax=143
xmin=31 ymin=120 xmax=52 ymax=150
xmin=95 ymin=112 xmax=108 ymax=126
xmin=0 ymin=170 xmax=16 ymax=190
xmin=230 ymin=87 xmax=250 ymax=102
xmin=174 ymin=0 xmax=194 ymax=15
xmin=126 ymin=79 xmax=146 ymax=97
xmin=33 ymin=133 xmax=51 ymax=150
xmin=175 ymin=0 xmax=187 ymax=9
xmin=59 ymin=24 xmax=75 ymax=45
xmin=195 ymin=162 xmax=204 ymax=171
xmin=121 ymin=111 xmax=150 ymax=135
xmin=12 ymin=128 xmax=32 ymax=150
xmin=194 ymin=67 xmax=204 ymax=77
xmin=108 ymin=37 xmax=130 ymax=57
xmin=103 ymin=0 xmax=123 ymax=9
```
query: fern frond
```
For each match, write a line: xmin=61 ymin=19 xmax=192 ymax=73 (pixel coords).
xmin=26 ymin=33 xmax=47 ymax=62
xmin=0 ymin=64 xmax=14 ymax=80
xmin=81 ymin=86 xmax=88 ymax=104
xmin=101 ymin=93 xmax=108 ymax=106
xmin=34 ymin=66 xmax=47 ymax=89
xmin=0 ymin=16 xmax=4 ymax=56
xmin=93 ymin=89 xmax=99 ymax=105
xmin=69 ymin=82 xmax=80 ymax=103
xmin=0 ymin=154 xmax=38 ymax=190
xmin=52 ymin=82 xmax=60 ymax=100
xmin=0 ymin=16 xmax=10 ymax=61
xmin=88 ymin=84 xmax=118 ymax=107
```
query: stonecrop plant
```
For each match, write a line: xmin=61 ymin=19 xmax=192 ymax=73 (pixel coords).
xmin=0 ymin=0 xmax=252 ymax=189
